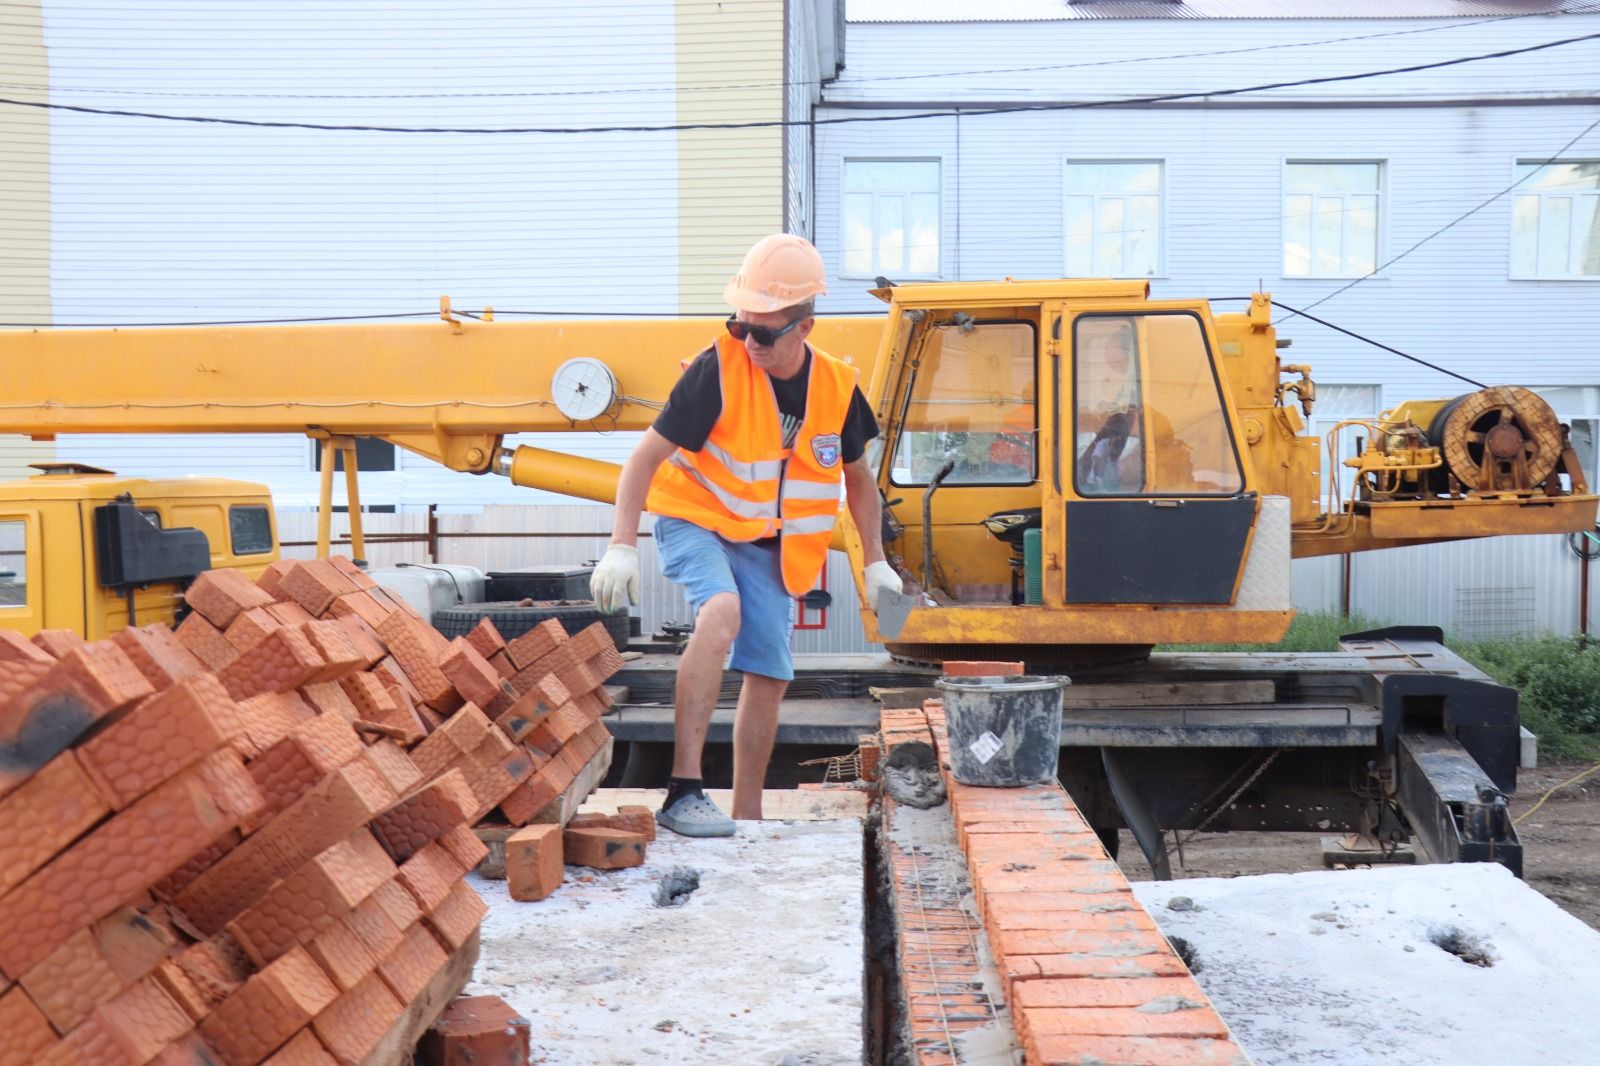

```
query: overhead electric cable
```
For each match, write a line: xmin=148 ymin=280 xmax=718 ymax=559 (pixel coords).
xmin=0 ymin=32 xmax=1595 ymax=134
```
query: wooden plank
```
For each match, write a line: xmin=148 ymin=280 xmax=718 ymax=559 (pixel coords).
xmin=580 ymin=787 xmax=870 ymax=821
xmin=360 ymin=927 xmax=479 ymax=1066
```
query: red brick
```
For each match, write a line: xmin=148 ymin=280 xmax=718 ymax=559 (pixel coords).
xmin=225 ymin=606 xmax=283 ymax=651
xmin=566 ymin=622 xmax=612 ymax=663
xmin=304 ymin=917 xmax=379 ymax=993
xmin=299 ymin=621 xmax=366 ymax=684
xmin=488 ymin=650 xmax=516 ymax=680
xmin=190 ymin=748 xmax=269 ymax=825
xmin=0 ymin=659 xmax=52 ymax=710
xmin=396 ymin=843 xmax=459 ymax=913
xmin=32 ymin=629 xmax=87 ymax=658
xmin=497 ymin=764 xmax=567 ymax=827
xmin=439 ymin=638 xmax=505 ymax=711
xmin=78 ymin=673 xmax=242 ymax=809
xmin=168 ymin=937 xmax=250 ymax=1014
xmin=246 ymin=714 xmax=365 ymax=828
xmin=93 ymin=905 xmax=179 ymax=984
xmin=435 ymin=825 xmax=490 ymax=875
xmin=175 ymin=613 xmax=239 ymax=672
xmin=0 ymin=770 xmax=236 ymax=975
xmin=366 ymin=880 xmax=422 ymax=934
xmin=371 ymin=769 xmax=475 ymax=863
xmin=463 ymin=616 xmax=506 ymax=660
xmin=417 ymin=994 xmax=529 ymax=1066
xmin=327 ymin=556 xmax=377 ymax=591
xmin=423 ymin=882 xmax=486 ymax=952
xmin=218 ymin=627 xmax=327 ymax=701
xmin=173 ymin=760 xmax=396 ymax=935
xmin=150 ymin=832 xmax=240 ymax=904
xmin=150 ymin=1032 xmax=227 ymax=1066
xmin=255 ymin=559 xmax=298 ymax=600
xmin=0 ymin=643 xmax=156 ymax=799
xmin=377 ymin=612 xmax=458 ymax=710
xmin=491 ymin=688 xmax=558 ymax=743
xmin=359 ymin=740 xmax=423 ymax=798
xmin=337 ymin=671 xmax=398 ymax=720
xmin=230 ymin=691 xmax=316 ymax=758
xmin=409 ymin=703 xmax=494 ymax=779
xmin=263 ymin=1028 xmax=337 ymax=1066
xmin=0 ymin=628 xmax=54 ymax=666
xmin=91 ymin=975 xmax=194 ymax=1065
xmin=505 ymin=825 xmax=564 ymax=902
xmin=312 ymin=971 xmax=404 ymax=1066
xmin=266 ymin=600 xmax=316 ymax=626
xmin=228 ymin=831 xmax=396 ymax=967
xmin=504 ymin=619 xmax=567 ymax=671
xmin=375 ymin=921 xmax=448 ymax=1006
xmin=0 ymin=751 xmax=113 ymax=898
xmin=152 ymin=958 xmax=212 ymax=1023
xmin=451 ymin=736 xmax=537 ymax=823
xmin=34 ymin=1015 xmax=127 ymax=1066
xmin=18 ymin=927 xmax=123 ymax=1033
xmin=326 ymin=591 xmax=392 ymax=631
xmin=609 ymin=805 xmax=657 ymax=843
xmin=294 ymin=682 xmax=352 ymax=721
xmin=279 ymin=560 xmax=359 ymax=618
xmin=509 ymin=645 xmax=577 ymax=698
xmin=110 ymin=624 xmax=205 ymax=688
xmin=199 ymin=946 xmax=338 ymax=1066
xmin=573 ymin=689 xmax=612 ymax=719
xmin=525 ymin=701 xmax=588 ymax=758
xmin=0 ymin=985 xmax=58 ymax=1066
xmin=562 ymin=827 xmax=645 ymax=870
xmin=372 ymin=656 xmax=425 ymax=709
xmin=186 ymin=568 xmax=276 ymax=628
xmin=342 ymin=895 xmax=405 ymax=963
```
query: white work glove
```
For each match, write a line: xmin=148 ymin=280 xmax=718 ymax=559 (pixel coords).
xmin=590 ymin=544 xmax=639 ymax=615
xmin=864 ymin=560 xmax=903 ymax=607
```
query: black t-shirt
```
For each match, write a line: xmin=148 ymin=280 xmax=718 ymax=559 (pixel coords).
xmin=653 ymin=344 xmax=879 ymax=462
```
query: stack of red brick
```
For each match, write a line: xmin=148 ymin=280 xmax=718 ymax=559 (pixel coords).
xmin=0 ymin=557 xmax=625 ymax=1066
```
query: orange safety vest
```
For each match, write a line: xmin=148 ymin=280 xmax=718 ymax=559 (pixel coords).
xmin=647 ymin=335 xmax=857 ymax=595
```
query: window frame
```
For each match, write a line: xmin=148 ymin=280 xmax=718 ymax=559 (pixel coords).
xmin=1280 ymin=158 xmax=1387 ymax=281
xmin=887 ymin=318 xmax=1039 ymax=489
xmin=1507 ymin=156 xmax=1600 ymax=282
xmin=228 ymin=504 xmax=275 ymax=556
xmin=1068 ymin=310 xmax=1246 ymax=500
xmin=838 ymin=156 xmax=944 ymax=281
xmin=1061 ymin=158 xmax=1168 ymax=280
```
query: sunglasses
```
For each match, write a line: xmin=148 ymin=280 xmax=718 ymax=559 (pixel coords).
xmin=726 ymin=314 xmax=808 ymax=348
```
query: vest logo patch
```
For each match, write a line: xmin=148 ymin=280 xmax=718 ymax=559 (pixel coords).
xmin=811 ymin=433 xmax=841 ymax=469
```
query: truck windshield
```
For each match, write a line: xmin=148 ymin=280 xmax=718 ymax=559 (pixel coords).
xmin=891 ymin=321 xmax=1036 ymax=486
xmin=0 ymin=520 xmax=25 ymax=607
xmin=1073 ymin=312 xmax=1243 ymax=497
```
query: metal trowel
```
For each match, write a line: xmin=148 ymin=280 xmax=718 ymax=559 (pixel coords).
xmin=874 ymin=587 xmax=922 ymax=640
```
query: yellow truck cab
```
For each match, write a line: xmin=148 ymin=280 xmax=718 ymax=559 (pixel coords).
xmin=0 ymin=464 xmax=277 ymax=639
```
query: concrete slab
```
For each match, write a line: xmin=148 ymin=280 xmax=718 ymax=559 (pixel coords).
xmin=1134 ymin=863 xmax=1600 ymax=1066
xmin=467 ymin=818 xmax=866 ymax=1065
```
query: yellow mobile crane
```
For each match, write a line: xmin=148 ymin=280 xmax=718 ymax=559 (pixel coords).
xmin=1 ymin=279 xmax=1593 ymax=876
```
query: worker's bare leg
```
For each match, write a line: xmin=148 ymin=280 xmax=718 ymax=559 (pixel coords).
xmin=671 ymin=591 xmax=740 ymax=779
xmin=731 ymin=673 xmax=788 ymax=820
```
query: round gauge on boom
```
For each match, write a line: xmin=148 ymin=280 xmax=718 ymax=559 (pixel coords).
xmin=550 ymin=357 xmax=619 ymax=422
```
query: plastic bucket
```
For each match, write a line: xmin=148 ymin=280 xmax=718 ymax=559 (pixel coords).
xmin=935 ymin=674 xmax=1069 ymax=787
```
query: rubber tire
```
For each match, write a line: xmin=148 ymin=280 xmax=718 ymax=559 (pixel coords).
xmin=431 ymin=599 xmax=629 ymax=651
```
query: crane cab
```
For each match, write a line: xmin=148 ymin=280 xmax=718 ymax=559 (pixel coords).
xmin=852 ymin=279 xmax=1295 ymax=660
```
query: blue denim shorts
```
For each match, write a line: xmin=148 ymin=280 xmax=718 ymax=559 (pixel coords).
xmin=653 ymin=515 xmax=797 ymax=682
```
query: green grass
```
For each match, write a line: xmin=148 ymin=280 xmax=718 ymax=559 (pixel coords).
xmin=1162 ymin=612 xmax=1600 ymax=761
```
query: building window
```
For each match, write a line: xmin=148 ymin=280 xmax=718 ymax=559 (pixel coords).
xmin=1064 ymin=161 xmax=1163 ymax=278
xmin=1283 ymin=162 xmax=1381 ymax=278
xmin=1512 ymin=161 xmax=1600 ymax=279
xmin=842 ymin=159 xmax=940 ymax=278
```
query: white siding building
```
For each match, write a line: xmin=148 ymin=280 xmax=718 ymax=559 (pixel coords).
xmin=809 ymin=0 xmax=1600 ymax=636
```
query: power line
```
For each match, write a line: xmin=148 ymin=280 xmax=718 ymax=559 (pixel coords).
xmin=1282 ymin=111 xmax=1600 ymax=319
xmin=0 ymin=32 xmax=1596 ymax=134
xmin=0 ymin=11 xmax=1555 ymax=102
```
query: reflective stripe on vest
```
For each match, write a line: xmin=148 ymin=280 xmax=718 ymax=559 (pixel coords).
xmin=646 ymin=334 xmax=857 ymax=595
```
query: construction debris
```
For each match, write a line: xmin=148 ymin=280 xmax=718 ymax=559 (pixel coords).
xmin=0 ymin=558 xmax=623 ymax=1065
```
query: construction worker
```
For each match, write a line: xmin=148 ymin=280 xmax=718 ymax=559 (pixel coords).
xmin=590 ymin=233 xmax=902 ymax=837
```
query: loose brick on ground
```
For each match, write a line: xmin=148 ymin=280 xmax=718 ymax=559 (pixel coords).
xmin=562 ymin=827 xmax=645 ymax=870
xmin=608 ymin=805 xmax=656 ymax=843
xmin=505 ymin=825 xmax=563 ymax=902
xmin=417 ymin=994 xmax=530 ymax=1066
